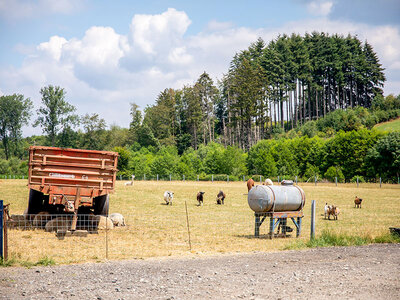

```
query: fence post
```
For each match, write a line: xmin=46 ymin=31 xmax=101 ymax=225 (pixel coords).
xmin=357 ymin=176 xmax=359 ymax=188
xmin=310 ymin=200 xmax=316 ymax=240
xmin=144 ymin=174 xmax=146 ymax=181
xmin=197 ymin=175 xmax=199 ymax=182
xmin=260 ymin=175 xmax=262 ymax=183
xmin=183 ymin=175 xmax=185 ymax=182
xmin=212 ymin=175 xmax=214 ymax=182
xmin=380 ymin=177 xmax=382 ymax=188
xmin=335 ymin=177 xmax=337 ymax=186
xmin=157 ymin=174 xmax=159 ymax=181
xmin=105 ymin=212 xmax=108 ymax=260
xmin=0 ymin=200 xmax=3 ymax=260
xmin=314 ymin=176 xmax=317 ymax=186
xmin=227 ymin=175 xmax=229 ymax=183
xmin=170 ymin=174 xmax=171 ymax=181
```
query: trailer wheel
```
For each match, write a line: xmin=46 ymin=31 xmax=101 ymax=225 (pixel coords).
xmin=26 ymin=189 xmax=45 ymax=216
xmin=94 ymin=194 xmax=109 ymax=217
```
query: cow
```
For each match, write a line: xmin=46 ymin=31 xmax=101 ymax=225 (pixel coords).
xmin=216 ymin=190 xmax=226 ymax=205
xmin=197 ymin=191 xmax=205 ymax=206
xmin=247 ymin=178 xmax=255 ymax=191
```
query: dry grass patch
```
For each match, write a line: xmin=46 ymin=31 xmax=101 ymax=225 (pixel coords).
xmin=1 ymin=179 xmax=399 ymax=265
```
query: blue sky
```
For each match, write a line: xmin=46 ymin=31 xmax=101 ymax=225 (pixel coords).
xmin=1 ymin=0 xmax=399 ymax=136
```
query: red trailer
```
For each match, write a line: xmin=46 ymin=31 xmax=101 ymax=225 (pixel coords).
xmin=26 ymin=146 xmax=118 ymax=227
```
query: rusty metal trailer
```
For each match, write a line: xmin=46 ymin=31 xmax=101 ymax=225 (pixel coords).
xmin=26 ymin=146 xmax=118 ymax=229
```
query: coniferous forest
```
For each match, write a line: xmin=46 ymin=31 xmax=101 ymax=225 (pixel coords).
xmin=1 ymin=32 xmax=400 ymax=182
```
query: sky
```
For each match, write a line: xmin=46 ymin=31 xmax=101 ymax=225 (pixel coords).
xmin=1 ymin=0 xmax=400 ymax=136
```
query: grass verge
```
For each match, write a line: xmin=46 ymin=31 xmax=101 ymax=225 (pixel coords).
xmin=0 ymin=256 xmax=56 ymax=268
xmin=283 ymin=230 xmax=400 ymax=250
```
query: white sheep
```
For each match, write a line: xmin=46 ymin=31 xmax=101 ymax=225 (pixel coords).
xmin=264 ymin=178 xmax=273 ymax=185
xmin=125 ymin=175 xmax=135 ymax=186
xmin=164 ymin=191 xmax=174 ymax=205
xmin=110 ymin=213 xmax=126 ymax=226
xmin=324 ymin=203 xmax=331 ymax=219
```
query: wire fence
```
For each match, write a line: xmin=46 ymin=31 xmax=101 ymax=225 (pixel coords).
xmin=3 ymin=210 xmax=314 ymax=263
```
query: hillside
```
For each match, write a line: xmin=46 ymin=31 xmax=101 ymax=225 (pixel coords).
xmin=374 ymin=117 xmax=400 ymax=132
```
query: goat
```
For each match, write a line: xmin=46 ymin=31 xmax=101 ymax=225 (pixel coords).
xmin=110 ymin=213 xmax=126 ymax=226
xmin=163 ymin=191 xmax=174 ymax=205
xmin=197 ymin=191 xmax=205 ymax=206
xmin=354 ymin=196 xmax=363 ymax=208
xmin=247 ymin=178 xmax=255 ymax=191
xmin=216 ymin=190 xmax=226 ymax=205
xmin=327 ymin=205 xmax=340 ymax=220
xmin=262 ymin=178 xmax=274 ymax=186
xmin=124 ymin=175 xmax=135 ymax=186
xmin=324 ymin=203 xmax=331 ymax=219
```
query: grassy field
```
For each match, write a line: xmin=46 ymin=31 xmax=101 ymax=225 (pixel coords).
xmin=1 ymin=179 xmax=399 ymax=265
xmin=374 ymin=117 xmax=400 ymax=132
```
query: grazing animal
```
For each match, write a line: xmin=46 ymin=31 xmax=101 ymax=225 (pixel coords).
xmin=163 ymin=191 xmax=174 ymax=205
xmin=354 ymin=196 xmax=363 ymax=208
xmin=324 ymin=203 xmax=331 ymax=219
xmin=216 ymin=190 xmax=226 ymax=205
xmin=110 ymin=213 xmax=126 ymax=226
xmin=263 ymin=178 xmax=274 ymax=186
xmin=197 ymin=191 xmax=205 ymax=206
xmin=247 ymin=178 xmax=255 ymax=191
xmin=327 ymin=205 xmax=340 ymax=220
xmin=124 ymin=175 xmax=135 ymax=186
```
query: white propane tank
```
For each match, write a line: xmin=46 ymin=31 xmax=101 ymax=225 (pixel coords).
xmin=248 ymin=181 xmax=305 ymax=213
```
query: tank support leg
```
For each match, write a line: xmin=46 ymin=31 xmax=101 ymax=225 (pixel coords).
xmin=255 ymin=215 xmax=260 ymax=237
xmin=269 ymin=217 xmax=275 ymax=239
xmin=296 ymin=217 xmax=302 ymax=237
xmin=255 ymin=214 xmax=267 ymax=237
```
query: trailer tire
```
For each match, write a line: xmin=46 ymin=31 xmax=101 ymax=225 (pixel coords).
xmin=26 ymin=189 xmax=45 ymax=216
xmin=94 ymin=194 xmax=109 ymax=217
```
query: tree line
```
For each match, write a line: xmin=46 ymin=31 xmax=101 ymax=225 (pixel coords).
xmin=0 ymin=32 xmax=398 ymax=181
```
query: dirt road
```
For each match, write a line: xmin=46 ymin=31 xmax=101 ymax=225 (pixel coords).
xmin=1 ymin=244 xmax=399 ymax=299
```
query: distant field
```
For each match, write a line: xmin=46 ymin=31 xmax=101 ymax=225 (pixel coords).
xmin=1 ymin=179 xmax=399 ymax=265
xmin=374 ymin=117 xmax=400 ymax=132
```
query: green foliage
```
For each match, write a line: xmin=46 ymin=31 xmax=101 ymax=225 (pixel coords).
xmin=323 ymin=129 xmax=381 ymax=180
xmin=34 ymin=85 xmax=79 ymax=147
xmin=247 ymin=140 xmax=277 ymax=177
xmin=365 ymin=132 xmax=400 ymax=181
xmin=324 ymin=166 xmax=345 ymax=182
xmin=303 ymin=163 xmax=320 ymax=181
xmin=350 ymin=175 xmax=365 ymax=183
xmin=0 ymin=94 xmax=32 ymax=159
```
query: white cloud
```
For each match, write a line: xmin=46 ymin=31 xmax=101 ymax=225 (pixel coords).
xmin=0 ymin=8 xmax=399 ymax=137
xmin=307 ymin=1 xmax=333 ymax=17
xmin=0 ymin=0 xmax=85 ymax=20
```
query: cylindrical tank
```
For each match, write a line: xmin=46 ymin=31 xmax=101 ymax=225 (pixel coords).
xmin=248 ymin=183 xmax=305 ymax=213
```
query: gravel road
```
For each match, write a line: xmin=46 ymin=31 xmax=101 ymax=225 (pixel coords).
xmin=0 ymin=244 xmax=399 ymax=299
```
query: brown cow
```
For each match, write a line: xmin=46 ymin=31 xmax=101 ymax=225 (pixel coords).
xmin=197 ymin=191 xmax=205 ymax=206
xmin=354 ymin=196 xmax=363 ymax=208
xmin=216 ymin=190 xmax=226 ymax=205
xmin=247 ymin=178 xmax=255 ymax=191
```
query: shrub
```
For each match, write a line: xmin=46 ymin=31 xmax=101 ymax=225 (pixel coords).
xmin=324 ymin=166 xmax=345 ymax=182
xmin=350 ymin=175 xmax=365 ymax=183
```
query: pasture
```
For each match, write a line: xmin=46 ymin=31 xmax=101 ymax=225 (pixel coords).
xmin=1 ymin=179 xmax=399 ymax=265
xmin=374 ymin=117 xmax=400 ymax=132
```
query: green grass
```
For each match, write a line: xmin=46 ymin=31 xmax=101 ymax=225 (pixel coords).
xmin=284 ymin=230 xmax=400 ymax=250
xmin=1 ymin=256 xmax=55 ymax=268
xmin=374 ymin=117 xmax=400 ymax=132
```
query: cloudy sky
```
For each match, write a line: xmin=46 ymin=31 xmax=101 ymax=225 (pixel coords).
xmin=1 ymin=0 xmax=399 ymax=136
